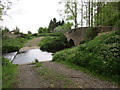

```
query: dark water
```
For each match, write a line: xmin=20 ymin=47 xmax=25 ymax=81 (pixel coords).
xmin=3 ymin=49 xmax=53 ymax=64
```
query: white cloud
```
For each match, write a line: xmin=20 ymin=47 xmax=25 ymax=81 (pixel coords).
xmin=1 ymin=0 xmax=61 ymax=33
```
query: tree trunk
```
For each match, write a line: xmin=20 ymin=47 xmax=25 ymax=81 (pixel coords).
xmin=81 ymin=0 xmax=83 ymax=27
xmin=88 ymin=1 xmax=91 ymax=27
xmin=74 ymin=0 xmax=78 ymax=29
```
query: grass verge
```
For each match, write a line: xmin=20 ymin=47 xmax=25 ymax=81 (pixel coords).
xmin=2 ymin=57 xmax=17 ymax=88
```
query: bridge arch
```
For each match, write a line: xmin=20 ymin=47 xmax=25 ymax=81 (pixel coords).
xmin=68 ymin=39 xmax=75 ymax=46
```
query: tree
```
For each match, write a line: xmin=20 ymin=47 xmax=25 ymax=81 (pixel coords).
xmin=48 ymin=18 xmax=57 ymax=32
xmin=2 ymin=27 xmax=9 ymax=36
xmin=48 ymin=18 xmax=65 ymax=32
xmin=13 ymin=26 xmax=20 ymax=34
xmin=0 ymin=0 xmax=12 ymax=20
xmin=59 ymin=0 xmax=79 ymax=29
xmin=80 ymin=0 xmax=83 ymax=27
xmin=38 ymin=27 xmax=48 ymax=33
xmin=57 ymin=20 xmax=64 ymax=26
xmin=54 ymin=22 xmax=73 ymax=33
xmin=28 ymin=31 xmax=32 ymax=34
xmin=94 ymin=2 xmax=120 ymax=26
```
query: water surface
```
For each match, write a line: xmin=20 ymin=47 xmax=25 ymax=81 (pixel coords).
xmin=4 ymin=49 xmax=53 ymax=64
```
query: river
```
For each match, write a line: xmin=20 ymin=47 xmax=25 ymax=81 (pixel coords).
xmin=3 ymin=48 xmax=53 ymax=64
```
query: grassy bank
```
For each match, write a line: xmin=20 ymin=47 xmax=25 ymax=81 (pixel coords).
xmin=2 ymin=37 xmax=30 ymax=53
xmin=53 ymin=30 xmax=120 ymax=84
xmin=38 ymin=35 xmax=72 ymax=53
xmin=2 ymin=57 xmax=17 ymax=88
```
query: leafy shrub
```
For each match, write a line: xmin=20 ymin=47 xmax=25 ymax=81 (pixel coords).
xmin=38 ymin=35 xmax=71 ymax=53
xmin=53 ymin=30 xmax=120 ymax=83
xmin=2 ymin=57 xmax=17 ymax=88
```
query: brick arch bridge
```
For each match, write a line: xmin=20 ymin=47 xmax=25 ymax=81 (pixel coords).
xmin=64 ymin=26 xmax=120 ymax=46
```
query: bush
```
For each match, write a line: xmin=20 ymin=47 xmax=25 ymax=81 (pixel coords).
xmin=53 ymin=30 xmax=120 ymax=83
xmin=38 ymin=35 xmax=71 ymax=53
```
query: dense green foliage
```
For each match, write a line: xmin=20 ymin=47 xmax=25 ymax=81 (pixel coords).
xmin=38 ymin=35 xmax=71 ymax=53
xmin=54 ymin=22 xmax=73 ymax=33
xmin=38 ymin=27 xmax=48 ymax=33
xmin=53 ymin=30 xmax=120 ymax=83
xmin=94 ymin=2 xmax=120 ymax=26
xmin=2 ymin=57 xmax=17 ymax=88
xmin=48 ymin=18 xmax=64 ymax=32
xmin=2 ymin=38 xmax=28 ymax=53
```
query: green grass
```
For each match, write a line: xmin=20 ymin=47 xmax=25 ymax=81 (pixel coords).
xmin=53 ymin=30 xmax=120 ymax=85
xmin=2 ymin=38 xmax=29 ymax=53
xmin=2 ymin=57 xmax=17 ymax=88
xmin=32 ymin=62 xmax=42 ymax=67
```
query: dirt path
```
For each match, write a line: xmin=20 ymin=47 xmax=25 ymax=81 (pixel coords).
xmin=24 ymin=37 xmax=43 ymax=47
xmin=15 ymin=61 xmax=118 ymax=88
xmin=42 ymin=61 xmax=118 ymax=88
xmin=16 ymin=64 xmax=43 ymax=88
xmin=19 ymin=37 xmax=44 ymax=51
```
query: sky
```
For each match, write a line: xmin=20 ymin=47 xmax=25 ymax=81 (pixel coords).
xmin=1 ymin=0 xmax=62 ymax=33
xmin=1 ymin=0 xmax=120 ymax=34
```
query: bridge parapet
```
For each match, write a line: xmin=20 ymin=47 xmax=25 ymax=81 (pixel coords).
xmin=64 ymin=26 xmax=120 ymax=46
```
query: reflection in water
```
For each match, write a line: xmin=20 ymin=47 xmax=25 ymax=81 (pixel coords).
xmin=7 ymin=49 xmax=53 ymax=64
